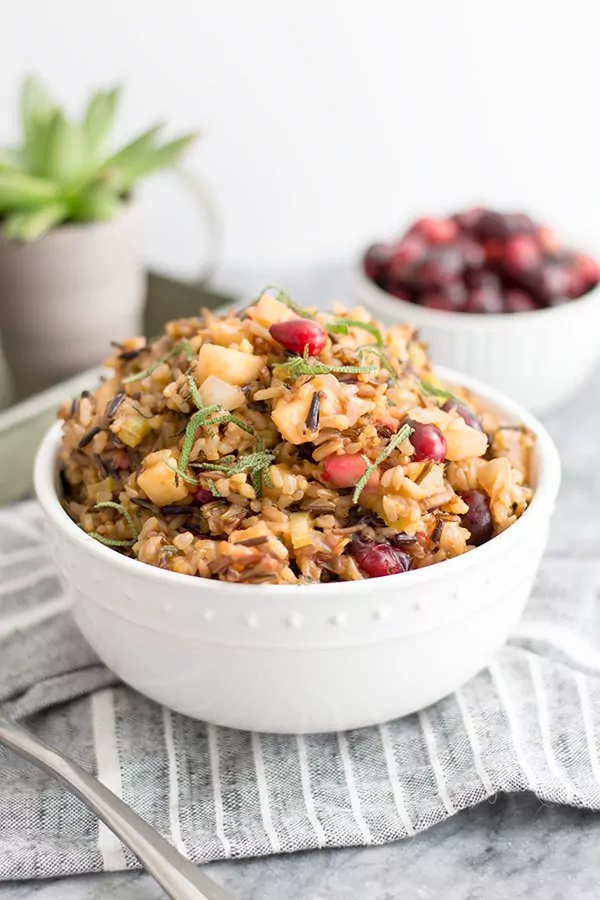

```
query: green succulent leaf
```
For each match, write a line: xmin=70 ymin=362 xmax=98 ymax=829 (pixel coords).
xmin=103 ymin=124 xmax=163 ymax=188
xmin=0 ymin=171 xmax=60 ymax=213
xmin=43 ymin=111 xmax=86 ymax=182
xmin=70 ymin=181 xmax=122 ymax=221
xmin=0 ymin=147 xmax=25 ymax=173
xmin=137 ymin=134 xmax=197 ymax=176
xmin=83 ymin=87 xmax=120 ymax=154
xmin=3 ymin=201 xmax=68 ymax=241
xmin=20 ymin=77 xmax=57 ymax=173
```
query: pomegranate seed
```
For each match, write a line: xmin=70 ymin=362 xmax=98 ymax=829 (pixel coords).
xmin=503 ymin=235 xmax=541 ymax=278
xmin=408 ymin=217 xmax=458 ymax=244
xmin=322 ymin=453 xmax=379 ymax=490
xmin=349 ymin=540 xmax=412 ymax=578
xmin=270 ymin=318 xmax=327 ymax=356
xmin=441 ymin=398 xmax=483 ymax=431
xmin=404 ymin=419 xmax=447 ymax=462
xmin=460 ymin=489 xmax=493 ymax=546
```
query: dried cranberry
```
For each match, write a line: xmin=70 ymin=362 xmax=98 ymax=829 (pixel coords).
xmin=387 ymin=237 xmax=426 ymax=280
xmin=460 ymin=489 xmax=493 ymax=546
xmin=404 ymin=419 xmax=447 ymax=462
xmin=270 ymin=319 xmax=327 ymax=356
xmin=421 ymin=293 xmax=460 ymax=311
xmin=452 ymin=206 xmax=486 ymax=233
xmin=349 ymin=540 xmax=412 ymax=578
xmin=441 ymin=398 xmax=483 ymax=431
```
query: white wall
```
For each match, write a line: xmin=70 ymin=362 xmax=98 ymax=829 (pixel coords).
xmin=1 ymin=0 xmax=598 ymax=279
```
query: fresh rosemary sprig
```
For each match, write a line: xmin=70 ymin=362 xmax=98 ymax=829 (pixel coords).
xmin=352 ymin=422 xmax=414 ymax=504
xmin=193 ymin=442 xmax=275 ymax=496
xmin=259 ymin=285 xmax=315 ymax=319
xmin=89 ymin=501 xmax=138 ymax=547
xmin=357 ymin=345 xmax=396 ymax=378
xmin=419 ymin=379 xmax=464 ymax=407
xmin=274 ymin=346 xmax=376 ymax=380
xmin=327 ymin=319 xmax=383 ymax=346
xmin=123 ymin=340 xmax=194 ymax=384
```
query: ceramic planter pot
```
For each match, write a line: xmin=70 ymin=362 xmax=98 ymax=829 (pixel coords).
xmin=0 ymin=201 xmax=145 ymax=400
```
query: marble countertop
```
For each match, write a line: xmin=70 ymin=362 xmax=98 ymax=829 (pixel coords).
xmin=2 ymin=264 xmax=599 ymax=899
xmin=1 ymin=793 xmax=599 ymax=900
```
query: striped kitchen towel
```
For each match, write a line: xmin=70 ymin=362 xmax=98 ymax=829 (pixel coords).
xmin=1 ymin=499 xmax=600 ymax=881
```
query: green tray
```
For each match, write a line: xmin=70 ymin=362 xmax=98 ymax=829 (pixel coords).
xmin=0 ymin=273 xmax=237 ymax=505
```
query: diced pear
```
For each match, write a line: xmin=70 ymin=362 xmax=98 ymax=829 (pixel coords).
xmin=289 ymin=512 xmax=313 ymax=549
xmin=198 ymin=375 xmax=245 ymax=411
xmin=196 ymin=343 xmax=266 ymax=386
xmin=247 ymin=294 xmax=295 ymax=328
xmin=137 ymin=450 xmax=189 ymax=506
xmin=271 ymin=392 xmax=314 ymax=444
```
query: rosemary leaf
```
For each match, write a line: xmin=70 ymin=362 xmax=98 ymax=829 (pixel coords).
xmin=352 ymin=423 xmax=414 ymax=504
xmin=186 ymin=374 xmax=204 ymax=410
xmin=259 ymin=285 xmax=314 ymax=319
xmin=357 ymin=345 xmax=396 ymax=378
xmin=275 ymin=352 xmax=376 ymax=380
xmin=90 ymin=500 xmax=138 ymax=547
xmin=123 ymin=340 xmax=194 ymax=384
xmin=419 ymin=379 xmax=464 ymax=406
xmin=327 ymin=320 xmax=383 ymax=346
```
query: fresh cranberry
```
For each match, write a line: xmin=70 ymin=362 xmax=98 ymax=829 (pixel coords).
xmin=441 ymin=398 xmax=483 ymax=431
xmin=504 ymin=289 xmax=539 ymax=313
xmin=534 ymin=265 xmax=572 ymax=304
xmin=421 ymin=293 xmax=460 ymax=311
xmin=388 ymin=237 xmax=426 ymax=279
xmin=457 ymin=237 xmax=486 ymax=269
xmin=460 ymin=489 xmax=493 ymax=546
xmin=465 ymin=269 xmax=502 ymax=291
xmin=191 ymin=487 xmax=214 ymax=504
xmin=387 ymin=284 xmax=413 ymax=302
xmin=464 ymin=286 xmax=504 ymax=313
xmin=403 ymin=419 xmax=447 ymax=462
xmin=363 ymin=243 xmax=394 ymax=283
xmin=574 ymin=253 xmax=600 ymax=289
xmin=538 ymin=226 xmax=559 ymax=254
xmin=452 ymin=206 xmax=486 ymax=233
xmin=413 ymin=247 xmax=464 ymax=287
xmin=408 ymin=217 xmax=458 ymax=244
xmin=503 ymin=235 xmax=542 ymax=278
xmin=270 ymin=319 xmax=327 ymax=356
xmin=322 ymin=453 xmax=379 ymax=490
xmin=349 ymin=540 xmax=412 ymax=578
xmin=475 ymin=211 xmax=513 ymax=241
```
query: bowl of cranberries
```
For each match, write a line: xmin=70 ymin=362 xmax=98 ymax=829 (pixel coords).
xmin=358 ymin=208 xmax=600 ymax=413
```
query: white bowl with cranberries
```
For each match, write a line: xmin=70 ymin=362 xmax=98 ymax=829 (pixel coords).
xmin=357 ymin=208 xmax=600 ymax=413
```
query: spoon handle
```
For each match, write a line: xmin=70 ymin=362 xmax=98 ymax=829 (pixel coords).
xmin=0 ymin=714 xmax=233 ymax=900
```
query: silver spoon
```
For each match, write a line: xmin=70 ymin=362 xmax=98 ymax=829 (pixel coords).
xmin=0 ymin=713 xmax=234 ymax=900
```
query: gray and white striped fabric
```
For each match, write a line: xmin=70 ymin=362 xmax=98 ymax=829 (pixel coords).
xmin=2 ymin=500 xmax=600 ymax=882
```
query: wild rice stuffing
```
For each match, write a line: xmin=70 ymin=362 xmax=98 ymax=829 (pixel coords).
xmin=58 ymin=290 xmax=534 ymax=583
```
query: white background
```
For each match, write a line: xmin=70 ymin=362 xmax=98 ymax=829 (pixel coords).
xmin=1 ymin=0 xmax=598 ymax=279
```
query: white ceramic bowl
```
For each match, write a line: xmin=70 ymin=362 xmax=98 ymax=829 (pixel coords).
xmin=356 ymin=268 xmax=600 ymax=414
xmin=34 ymin=367 xmax=560 ymax=734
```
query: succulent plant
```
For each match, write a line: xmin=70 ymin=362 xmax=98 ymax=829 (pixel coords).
xmin=0 ymin=77 xmax=197 ymax=241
